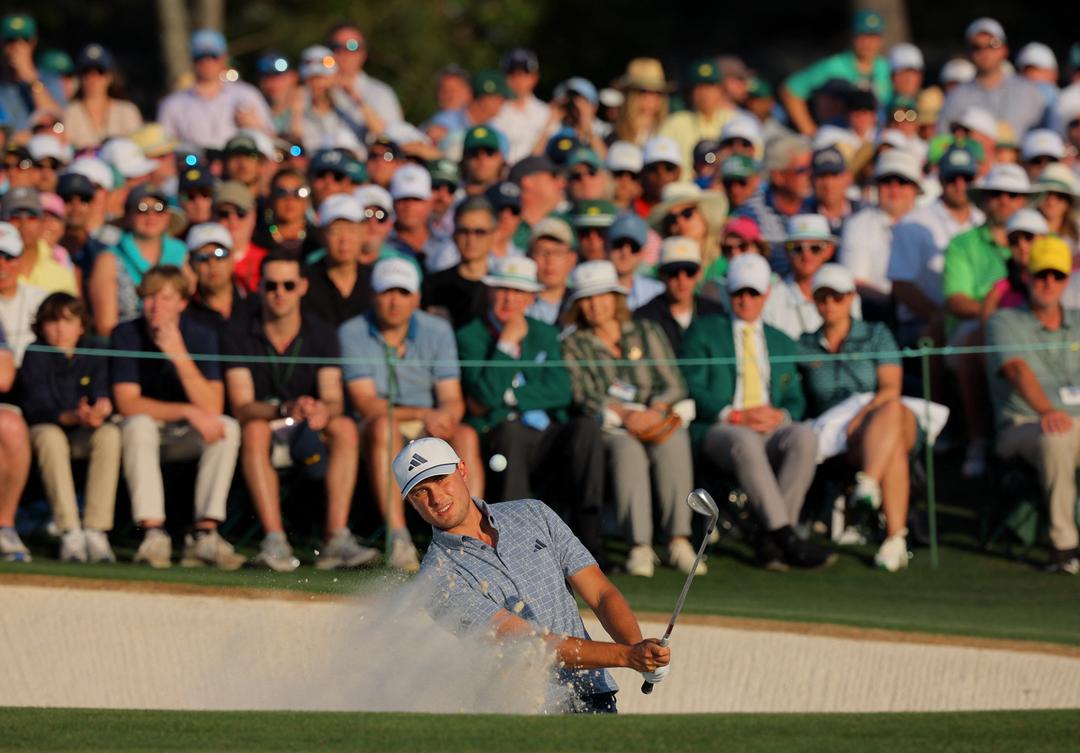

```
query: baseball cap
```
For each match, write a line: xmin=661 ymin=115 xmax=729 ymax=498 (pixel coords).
xmin=607 ymin=213 xmax=649 ymax=248
xmin=1005 ymin=208 xmax=1049 ymax=236
xmin=38 ymin=49 xmax=74 ymax=76
xmin=1 ymin=14 xmax=36 ymax=42
xmin=568 ymin=260 xmax=627 ymax=303
xmin=787 ymin=214 xmax=836 ymax=243
xmin=571 ymin=199 xmax=617 ymax=229
xmin=57 ymin=172 xmax=96 ymax=200
xmin=40 ymin=192 xmax=65 ymax=220
xmin=1 ymin=187 xmax=42 ymax=218
xmin=545 ymin=132 xmax=581 ymax=165
xmin=563 ymin=77 xmax=598 ymax=105
xmin=937 ymin=145 xmax=979 ymax=180
xmin=356 ymin=184 xmax=393 ymax=214
xmin=873 ymin=149 xmax=923 ymax=186
xmin=471 ymin=69 xmax=510 ymax=98
xmin=0 ymin=222 xmax=24 ymax=257
xmin=658 ymin=236 xmax=702 ymax=270
xmin=953 ymin=106 xmax=998 ymax=140
xmin=64 ymin=156 xmax=113 ymax=191
xmin=747 ymin=76 xmax=773 ymax=99
xmin=642 ymin=136 xmax=683 ymax=168
xmin=688 ymin=58 xmax=721 ymax=85
xmin=213 ymin=180 xmax=255 ymax=212
xmin=1021 ymin=129 xmax=1066 ymax=162
xmin=185 ymin=222 xmax=233 ymax=252
xmin=300 ymin=45 xmax=337 ymax=79
xmin=390 ymin=164 xmax=432 ymax=201
xmin=719 ymin=114 xmax=764 ymax=151
xmin=1017 ymin=42 xmax=1058 ymax=71
xmin=941 ymin=58 xmax=977 ymax=85
xmin=974 ymin=163 xmax=1034 ymax=195
xmin=723 ymin=216 xmax=762 ymax=243
xmin=1029 ymin=236 xmax=1072 ymax=276
xmin=76 ymin=43 xmax=114 ymax=72
xmin=606 ymin=141 xmax=643 ymax=173
xmin=693 ymin=140 xmax=721 ymax=167
xmin=726 ymin=253 xmax=771 ymax=294
xmin=27 ymin=134 xmax=73 ymax=165
xmin=852 ymin=9 xmax=885 ymax=35
xmin=717 ymin=55 xmax=751 ymax=81
xmin=178 ymin=166 xmax=216 ymax=193
xmin=484 ymin=181 xmax=521 ymax=212
xmin=567 ymin=147 xmax=603 ymax=171
xmin=502 ymin=48 xmax=539 ymax=74
xmin=509 ymin=155 xmax=558 ymax=184
xmin=888 ymin=43 xmax=924 ymax=71
xmin=482 ymin=256 xmax=543 ymax=293
xmin=190 ymin=28 xmax=227 ymax=58
xmin=393 ymin=437 xmax=461 ymax=498
xmin=130 ymin=123 xmax=178 ymax=159
xmin=99 ymin=138 xmax=157 ymax=179
xmin=372 ymin=257 xmax=420 ymax=294
xmin=811 ymin=147 xmax=847 ymax=177
xmin=318 ymin=194 xmax=364 ymax=226
xmin=529 ymin=217 xmax=573 ymax=246
xmin=123 ymin=184 xmax=168 ymax=213
xmin=224 ymin=131 xmax=275 ymax=160
xmin=721 ymin=154 xmax=759 ymax=181
xmin=256 ymin=51 xmax=290 ymax=77
xmin=811 ymin=263 xmax=856 ymax=294
xmin=463 ymin=125 xmax=502 ymax=154
xmin=428 ymin=158 xmax=460 ymax=188
xmin=308 ymin=149 xmax=349 ymax=177
xmin=966 ymin=17 xmax=1006 ymax=43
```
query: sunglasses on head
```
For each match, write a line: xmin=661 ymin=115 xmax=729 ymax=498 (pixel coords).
xmin=263 ymin=279 xmax=300 ymax=292
xmin=813 ymin=289 xmax=847 ymax=304
xmin=216 ymin=207 xmax=248 ymax=220
xmin=363 ymin=207 xmax=389 ymax=223
xmin=663 ymin=206 xmax=697 ymax=230
xmin=1034 ymin=269 xmax=1068 ymax=282
xmin=466 ymin=146 xmax=498 ymax=158
xmin=192 ymin=246 xmax=230 ymax=263
xmin=611 ymin=238 xmax=641 ymax=254
xmin=136 ymin=201 xmax=167 ymax=215
xmin=272 ymin=186 xmax=310 ymax=199
xmin=454 ymin=226 xmax=491 ymax=238
xmin=731 ymin=287 xmax=762 ymax=299
xmin=786 ymin=241 xmax=827 ymax=255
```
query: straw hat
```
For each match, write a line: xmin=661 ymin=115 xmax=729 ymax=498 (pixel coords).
xmin=646 ymin=182 xmax=729 ymax=233
xmin=615 ymin=57 xmax=676 ymax=93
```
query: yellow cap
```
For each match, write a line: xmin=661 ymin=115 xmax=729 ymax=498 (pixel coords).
xmin=1029 ymin=236 xmax=1073 ymax=276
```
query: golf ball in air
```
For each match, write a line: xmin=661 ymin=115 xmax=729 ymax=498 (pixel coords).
xmin=489 ymin=453 xmax=508 ymax=472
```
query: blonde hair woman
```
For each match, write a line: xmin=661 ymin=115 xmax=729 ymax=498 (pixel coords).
xmin=613 ymin=58 xmax=674 ymax=146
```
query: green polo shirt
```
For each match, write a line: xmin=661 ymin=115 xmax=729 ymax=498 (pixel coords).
xmin=986 ymin=305 xmax=1080 ymax=428
xmin=784 ymin=51 xmax=892 ymax=104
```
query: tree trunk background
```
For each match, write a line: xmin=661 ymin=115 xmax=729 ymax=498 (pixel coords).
xmin=156 ymin=0 xmax=193 ymax=92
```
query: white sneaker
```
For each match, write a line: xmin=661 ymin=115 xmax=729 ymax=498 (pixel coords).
xmin=181 ymin=530 xmax=245 ymax=570
xmin=853 ymin=472 xmax=882 ymax=511
xmin=667 ymin=539 xmax=707 ymax=575
xmin=626 ymin=545 xmax=657 ymax=577
xmin=59 ymin=529 xmax=88 ymax=562
xmin=0 ymin=527 xmax=31 ymax=563
xmin=874 ymin=530 xmax=910 ymax=572
xmin=388 ymin=537 xmax=420 ymax=573
xmin=252 ymin=532 xmax=300 ymax=573
xmin=133 ymin=528 xmax=172 ymax=568
xmin=316 ymin=529 xmax=380 ymax=570
xmin=962 ymin=438 xmax=990 ymax=478
xmin=84 ymin=529 xmax=116 ymax=563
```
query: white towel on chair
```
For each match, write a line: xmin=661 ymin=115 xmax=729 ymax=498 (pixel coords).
xmin=810 ymin=393 xmax=950 ymax=464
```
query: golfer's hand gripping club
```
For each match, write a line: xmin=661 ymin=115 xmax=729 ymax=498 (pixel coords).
xmin=640 ymin=636 xmax=670 ymax=694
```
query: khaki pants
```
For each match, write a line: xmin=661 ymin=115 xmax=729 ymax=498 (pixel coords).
xmin=121 ymin=415 xmax=240 ymax=524
xmin=996 ymin=421 xmax=1080 ymax=551
xmin=604 ymin=427 xmax=693 ymax=546
xmin=29 ymin=423 xmax=122 ymax=532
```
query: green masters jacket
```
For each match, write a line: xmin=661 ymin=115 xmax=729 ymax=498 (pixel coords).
xmin=679 ymin=313 xmax=806 ymax=448
xmin=456 ymin=314 xmax=571 ymax=433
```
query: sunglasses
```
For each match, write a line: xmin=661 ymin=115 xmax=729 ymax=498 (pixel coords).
xmin=466 ymin=147 xmax=498 ymax=158
xmin=1034 ymin=269 xmax=1068 ymax=282
xmin=878 ymin=176 xmax=915 ymax=188
xmin=892 ymin=109 xmax=917 ymax=123
xmin=942 ymin=173 xmax=972 ymax=185
xmin=721 ymin=137 xmax=754 ymax=149
xmin=80 ymin=65 xmax=108 ymax=76
xmin=193 ymin=54 xmax=221 ymax=62
xmin=663 ymin=206 xmax=698 ymax=230
xmin=1008 ymin=231 xmax=1035 ymax=244
xmin=722 ymin=178 xmax=749 ymax=188
xmin=6 ymin=209 xmax=40 ymax=220
xmin=216 ymin=207 xmax=249 ymax=220
xmin=272 ymin=186 xmax=310 ymax=199
xmin=813 ymin=289 xmax=847 ymax=304
xmin=969 ymin=40 xmax=1003 ymax=53
xmin=136 ymin=201 xmax=167 ymax=215
xmin=183 ymin=189 xmax=213 ymax=201
xmin=368 ymin=150 xmax=395 ymax=163
xmin=498 ymin=205 xmax=522 ymax=216
xmin=613 ymin=170 xmax=638 ymax=180
xmin=645 ymin=162 xmax=679 ymax=174
xmin=61 ymin=193 xmax=93 ymax=204
xmin=0 ymin=252 xmax=19 ymax=262
xmin=315 ymin=170 xmax=348 ymax=181
xmin=985 ymin=190 xmax=1023 ymax=200
xmin=1069 ymin=119 xmax=1080 ymax=130
xmin=570 ymin=167 xmax=598 ymax=182
xmin=578 ymin=226 xmax=605 ymax=237
xmin=786 ymin=241 xmax=828 ymax=255
xmin=363 ymin=207 xmax=389 ymax=223
xmin=611 ymin=239 xmax=642 ymax=254
xmin=731 ymin=287 xmax=762 ymax=299
xmin=34 ymin=158 xmax=59 ymax=170
xmin=722 ymin=240 xmax=751 ymax=255
xmin=263 ymin=279 xmax=300 ymax=292
xmin=192 ymin=246 xmax=230 ymax=263
xmin=1025 ymin=156 xmax=1054 ymax=167
xmin=662 ymin=266 xmax=699 ymax=279
xmin=331 ymin=39 xmax=362 ymax=53
xmin=432 ymin=182 xmax=456 ymax=193
xmin=454 ymin=226 xmax=492 ymax=238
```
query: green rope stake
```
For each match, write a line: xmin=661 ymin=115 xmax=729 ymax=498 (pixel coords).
xmin=918 ymin=336 xmax=939 ymax=569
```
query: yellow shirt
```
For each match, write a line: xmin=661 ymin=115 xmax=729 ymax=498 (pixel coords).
xmin=658 ymin=108 xmax=738 ymax=180
xmin=20 ymin=239 xmax=78 ymax=297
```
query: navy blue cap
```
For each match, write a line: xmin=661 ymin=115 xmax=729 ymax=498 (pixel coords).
xmin=257 ymin=51 xmax=290 ymax=77
xmin=57 ymin=172 xmax=97 ymax=199
xmin=485 ymin=181 xmax=521 ymax=212
xmin=544 ymin=131 xmax=581 ymax=166
xmin=811 ymin=147 xmax=847 ymax=176
xmin=289 ymin=421 xmax=328 ymax=480
xmin=178 ymin=166 xmax=217 ymax=192
xmin=502 ymin=48 xmax=539 ymax=74
xmin=938 ymin=145 xmax=979 ymax=180
xmin=509 ymin=155 xmax=559 ymax=183
xmin=76 ymin=43 xmax=114 ymax=72
xmin=693 ymin=139 xmax=722 ymax=166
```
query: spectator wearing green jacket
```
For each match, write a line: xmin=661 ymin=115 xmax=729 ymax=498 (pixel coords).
xmin=457 ymin=256 xmax=608 ymax=564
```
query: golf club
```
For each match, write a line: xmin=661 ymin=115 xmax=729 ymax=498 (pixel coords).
xmin=641 ymin=488 xmax=720 ymax=694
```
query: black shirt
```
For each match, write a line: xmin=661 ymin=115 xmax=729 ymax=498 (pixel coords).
xmin=634 ymin=293 xmax=726 ymax=354
xmin=185 ymin=286 xmax=259 ymax=340
xmin=253 ymin=218 xmax=321 ymax=259
xmin=222 ymin=312 xmax=340 ymax=403
xmin=302 ymin=259 xmax=374 ymax=327
xmin=109 ymin=315 xmax=222 ymax=402
xmin=18 ymin=341 xmax=110 ymax=425
xmin=421 ymin=264 xmax=488 ymax=330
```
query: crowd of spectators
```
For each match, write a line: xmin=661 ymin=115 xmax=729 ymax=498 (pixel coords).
xmin=1 ymin=10 xmax=1079 ymax=575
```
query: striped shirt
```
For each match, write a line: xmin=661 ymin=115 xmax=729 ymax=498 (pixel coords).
xmin=797 ymin=319 xmax=899 ymax=416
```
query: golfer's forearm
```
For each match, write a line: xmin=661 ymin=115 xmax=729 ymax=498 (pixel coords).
xmin=593 ymin=590 xmax=644 ymax=647
xmin=549 ymin=635 xmax=631 ymax=670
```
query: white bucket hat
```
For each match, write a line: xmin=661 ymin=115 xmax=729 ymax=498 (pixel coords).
xmin=482 ymin=256 xmax=543 ymax=293
xmin=568 ymin=260 xmax=627 ymax=303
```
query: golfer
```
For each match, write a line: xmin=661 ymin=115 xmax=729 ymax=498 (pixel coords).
xmin=393 ymin=437 xmax=670 ymax=713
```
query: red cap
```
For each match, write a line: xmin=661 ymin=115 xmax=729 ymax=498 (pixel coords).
xmin=722 ymin=216 xmax=762 ymax=242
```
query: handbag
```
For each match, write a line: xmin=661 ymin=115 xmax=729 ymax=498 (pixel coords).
xmin=630 ymin=410 xmax=682 ymax=444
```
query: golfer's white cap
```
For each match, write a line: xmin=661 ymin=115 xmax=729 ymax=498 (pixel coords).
xmin=393 ymin=437 xmax=461 ymax=498
xmin=371 ymin=257 xmax=419 ymax=294
xmin=726 ymin=253 xmax=771 ymax=294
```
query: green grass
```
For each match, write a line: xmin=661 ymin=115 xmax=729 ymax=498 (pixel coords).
xmin=2 ymin=707 xmax=1078 ymax=752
